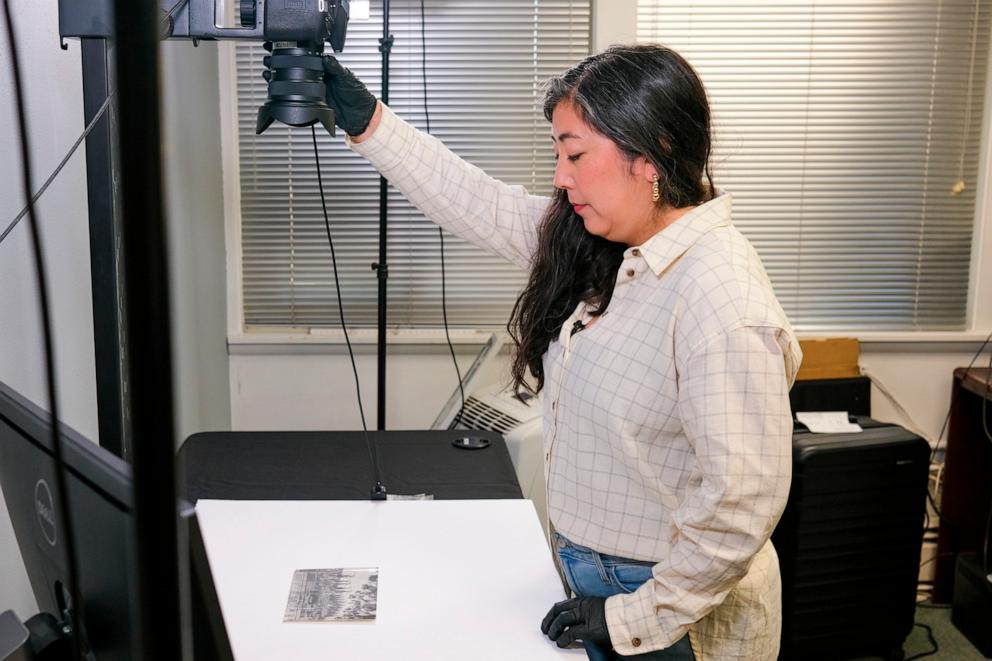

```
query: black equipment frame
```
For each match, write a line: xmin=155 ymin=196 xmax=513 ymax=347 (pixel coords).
xmin=80 ymin=37 xmax=129 ymax=461
xmin=110 ymin=0 xmax=185 ymax=655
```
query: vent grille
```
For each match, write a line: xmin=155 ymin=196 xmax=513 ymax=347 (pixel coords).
xmin=459 ymin=396 xmax=521 ymax=434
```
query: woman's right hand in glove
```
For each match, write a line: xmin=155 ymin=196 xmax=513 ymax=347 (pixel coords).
xmin=321 ymin=55 xmax=380 ymax=139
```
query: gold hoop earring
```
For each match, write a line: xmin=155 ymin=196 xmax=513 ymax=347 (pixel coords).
xmin=651 ymin=175 xmax=660 ymax=203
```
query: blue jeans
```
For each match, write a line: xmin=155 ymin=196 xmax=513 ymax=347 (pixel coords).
xmin=554 ymin=533 xmax=696 ymax=661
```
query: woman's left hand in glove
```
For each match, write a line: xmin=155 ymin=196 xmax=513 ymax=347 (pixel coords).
xmin=540 ymin=597 xmax=611 ymax=649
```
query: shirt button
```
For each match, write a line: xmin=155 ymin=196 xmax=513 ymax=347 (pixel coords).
xmin=626 ymin=268 xmax=635 ymax=277
xmin=631 ymin=248 xmax=640 ymax=257
xmin=552 ymin=401 xmax=557 ymax=411
xmin=632 ymin=638 xmax=642 ymax=648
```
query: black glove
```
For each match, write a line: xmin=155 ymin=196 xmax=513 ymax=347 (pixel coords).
xmin=540 ymin=597 xmax=611 ymax=649
xmin=321 ymin=55 xmax=378 ymax=137
xmin=259 ymin=43 xmax=377 ymax=136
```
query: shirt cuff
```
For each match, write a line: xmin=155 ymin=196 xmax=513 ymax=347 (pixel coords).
xmin=605 ymin=591 xmax=684 ymax=655
xmin=344 ymin=103 xmax=416 ymax=173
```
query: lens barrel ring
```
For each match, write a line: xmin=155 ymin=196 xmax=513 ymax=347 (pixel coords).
xmin=256 ymin=45 xmax=336 ymax=135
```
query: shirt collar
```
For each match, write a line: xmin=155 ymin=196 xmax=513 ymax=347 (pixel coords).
xmin=625 ymin=192 xmax=733 ymax=276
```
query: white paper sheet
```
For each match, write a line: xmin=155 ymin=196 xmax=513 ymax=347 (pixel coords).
xmin=196 ymin=499 xmax=584 ymax=660
xmin=796 ymin=411 xmax=863 ymax=434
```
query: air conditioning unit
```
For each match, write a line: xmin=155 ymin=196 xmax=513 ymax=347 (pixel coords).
xmin=432 ymin=334 xmax=547 ymax=534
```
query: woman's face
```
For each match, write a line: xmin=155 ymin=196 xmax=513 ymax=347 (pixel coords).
xmin=551 ymin=101 xmax=661 ymax=246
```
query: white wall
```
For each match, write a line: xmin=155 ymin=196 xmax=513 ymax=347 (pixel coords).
xmin=230 ymin=345 xmax=493 ymax=431
xmin=161 ymin=40 xmax=232 ymax=440
xmin=0 ymin=0 xmax=91 ymax=622
xmin=592 ymin=0 xmax=637 ymax=50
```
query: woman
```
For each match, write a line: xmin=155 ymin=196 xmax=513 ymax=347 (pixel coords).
xmin=320 ymin=44 xmax=801 ymax=660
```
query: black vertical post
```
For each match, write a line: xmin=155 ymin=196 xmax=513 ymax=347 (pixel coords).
xmin=81 ymin=37 xmax=129 ymax=461
xmin=111 ymin=0 xmax=183 ymax=657
xmin=374 ymin=0 xmax=393 ymax=430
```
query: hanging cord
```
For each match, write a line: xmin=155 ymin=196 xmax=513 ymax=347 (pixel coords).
xmin=420 ymin=0 xmax=466 ymax=426
xmin=861 ymin=367 xmax=940 ymax=602
xmin=904 ymin=622 xmax=939 ymax=660
xmin=860 ymin=367 xmax=932 ymax=443
xmin=793 ymin=0 xmax=816 ymax=323
xmin=983 ymin=342 xmax=992 ymax=443
xmin=951 ymin=0 xmax=982 ymax=195
xmin=984 ymin=492 xmax=991 ymax=581
xmin=0 ymin=1 xmax=83 ymax=656
xmin=913 ymin=330 xmax=992 ymax=526
xmin=311 ymin=125 xmax=384 ymax=495
xmin=875 ymin=331 xmax=992 ymax=602
xmin=0 ymin=93 xmax=114 ymax=246
xmin=983 ymin=346 xmax=992 ymax=578
xmin=159 ymin=0 xmax=189 ymax=36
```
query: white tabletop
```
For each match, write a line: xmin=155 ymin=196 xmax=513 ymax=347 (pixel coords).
xmin=196 ymin=499 xmax=585 ymax=660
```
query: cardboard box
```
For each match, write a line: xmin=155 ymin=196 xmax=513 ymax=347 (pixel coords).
xmin=796 ymin=338 xmax=860 ymax=381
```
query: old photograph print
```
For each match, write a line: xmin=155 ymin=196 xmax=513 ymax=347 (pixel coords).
xmin=283 ymin=568 xmax=379 ymax=622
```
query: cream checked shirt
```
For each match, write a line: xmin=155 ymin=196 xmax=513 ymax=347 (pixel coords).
xmin=349 ymin=104 xmax=802 ymax=661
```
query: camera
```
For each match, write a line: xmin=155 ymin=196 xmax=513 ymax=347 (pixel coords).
xmin=59 ymin=0 xmax=352 ymax=134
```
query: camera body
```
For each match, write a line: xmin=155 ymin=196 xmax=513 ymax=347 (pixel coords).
xmin=173 ymin=0 xmax=349 ymax=51
xmin=59 ymin=0 xmax=352 ymax=135
xmin=60 ymin=0 xmax=349 ymax=49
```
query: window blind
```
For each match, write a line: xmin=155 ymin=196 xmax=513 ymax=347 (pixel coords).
xmin=237 ymin=1 xmax=591 ymax=329
xmin=638 ymin=0 xmax=990 ymax=330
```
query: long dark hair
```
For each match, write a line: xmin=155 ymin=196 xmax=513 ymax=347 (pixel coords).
xmin=507 ymin=44 xmax=716 ymax=394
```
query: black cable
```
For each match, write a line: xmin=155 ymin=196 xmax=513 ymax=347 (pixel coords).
xmin=983 ymin=340 xmax=992 ymax=443
xmin=924 ymin=329 xmax=992 ymax=525
xmin=0 ymin=93 xmax=114 ymax=247
xmin=311 ymin=125 xmax=384 ymax=493
xmin=163 ymin=0 xmax=188 ymax=20
xmin=983 ymin=343 xmax=992 ymax=576
xmin=980 ymin=336 xmax=992 ymax=577
xmin=0 ymin=2 xmax=83 ymax=657
xmin=981 ymin=503 xmax=992 ymax=579
xmin=915 ymin=601 xmax=952 ymax=609
xmin=420 ymin=0 xmax=466 ymax=426
xmin=311 ymin=126 xmax=368 ymax=432
xmin=932 ymin=329 xmax=992 ymax=457
xmin=160 ymin=0 xmax=189 ymax=36
xmin=904 ymin=622 xmax=939 ymax=660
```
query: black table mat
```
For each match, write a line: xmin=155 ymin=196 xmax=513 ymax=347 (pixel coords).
xmin=178 ymin=429 xmax=523 ymax=502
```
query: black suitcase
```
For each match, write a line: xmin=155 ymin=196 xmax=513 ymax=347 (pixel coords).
xmin=772 ymin=420 xmax=931 ymax=661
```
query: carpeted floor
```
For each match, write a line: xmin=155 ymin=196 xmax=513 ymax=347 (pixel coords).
xmin=848 ymin=604 xmax=988 ymax=660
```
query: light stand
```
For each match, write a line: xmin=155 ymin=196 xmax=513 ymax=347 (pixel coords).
xmin=373 ymin=0 xmax=393 ymax=430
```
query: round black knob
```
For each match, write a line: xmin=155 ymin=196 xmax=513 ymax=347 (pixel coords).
xmin=240 ymin=0 xmax=257 ymax=28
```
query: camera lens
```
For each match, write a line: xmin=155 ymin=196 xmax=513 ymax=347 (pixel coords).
xmin=255 ymin=45 xmax=336 ymax=135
